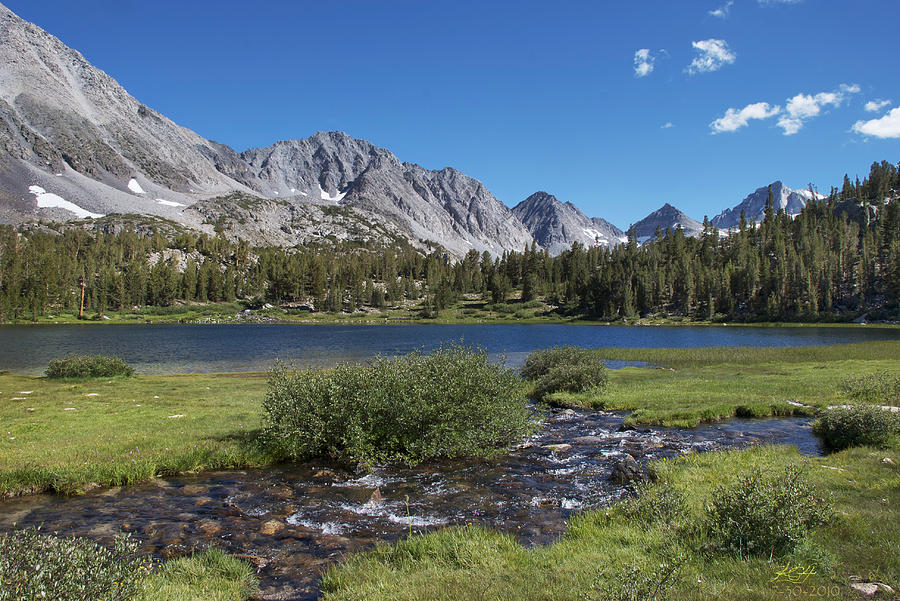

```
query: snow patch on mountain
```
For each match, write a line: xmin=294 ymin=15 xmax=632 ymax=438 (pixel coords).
xmin=319 ymin=184 xmax=347 ymax=202
xmin=29 ymin=185 xmax=104 ymax=219
xmin=127 ymin=178 xmax=145 ymax=194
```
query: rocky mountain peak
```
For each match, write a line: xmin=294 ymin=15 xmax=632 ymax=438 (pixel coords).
xmin=710 ymin=180 xmax=819 ymax=230
xmin=629 ymin=203 xmax=703 ymax=242
xmin=512 ymin=191 xmax=624 ymax=255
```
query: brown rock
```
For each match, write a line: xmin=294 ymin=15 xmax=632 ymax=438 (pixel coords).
xmin=365 ymin=488 xmax=383 ymax=506
xmin=233 ymin=553 xmax=268 ymax=568
xmin=544 ymin=443 xmax=573 ymax=453
xmin=260 ymin=519 xmax=284 ymax=536
xmin=197 ymin=520 xmax=221 ymax=535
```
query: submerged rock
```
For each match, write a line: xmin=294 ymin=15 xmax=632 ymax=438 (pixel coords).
xmin=260 ymin=520 xmax=284 ymax=536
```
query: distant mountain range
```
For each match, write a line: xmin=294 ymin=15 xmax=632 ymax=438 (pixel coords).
xmin=0 ymin=2 xmax=824 ymax=256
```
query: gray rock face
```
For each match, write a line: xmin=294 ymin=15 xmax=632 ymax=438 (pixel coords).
xmin=237 ymin=133 xmax=536 ymax=257
xmin=629 ymin=203 xmax=703 ymax=242
xmin=0 ymin=2 xmax=534 ymax=257
xmin=511 ymin=191 xmax=625 ymax=255
xmin=0 ymin=3 xmax=254 ymax=199
xmin=710 ymin=181 xmax=820 ymax=230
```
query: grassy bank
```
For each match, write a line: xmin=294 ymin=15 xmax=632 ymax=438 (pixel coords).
xmin=0 ymin=372 xmax=272 ymax=496
xmin=2 ymin=341 xmax=899 ymax=494
xmin=7 ymin=298 xmax=899 ymax=326
xmin=321 ymin=444 xmax=900 ymax=600
xmin=544 ymin=341 xmax=900 ymax=427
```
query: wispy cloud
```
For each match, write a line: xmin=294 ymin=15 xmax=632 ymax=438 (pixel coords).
xmin=864 ymin=99 xmax=891 ymax=113
xmin=853 ymin=108 xmax=900 ymax=138
xmin=710 ymin=102 xmax=781 ymax=133
xmin=709 ymin=1 xmax=734 ymax=18
xmin=709 ymin=83 xmax=861 ymax=135
xmin=633 ymin=48 xmax=655 ymax=77
xmin=686 ymin=39 xmax=736 ymax=75
xmin=776 ymin=83 xmax=860 ymax=135
xmin=661 ymin=122 xmax=674 ymax=129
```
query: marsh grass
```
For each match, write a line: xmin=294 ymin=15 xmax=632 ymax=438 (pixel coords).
xmin=140 ymin=549 xmax=257 ymax=601
xmin=545 ymin=342 xmax=900 ymax=426
xmin=0 ymin=372 xmax=273 ymax=496
xmin=46 ymin=354 xmax=135 ymax=379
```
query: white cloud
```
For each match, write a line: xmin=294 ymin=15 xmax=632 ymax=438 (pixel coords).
xmin=710 ymin=102 xmax=781 ymax=133
xmin=709 ymin=1 xmax=734 ymax=18
xmin=853 ymin=108 xmax=900 ymax=138
xmin=661 ymin=122 xmax=674 ymax=129
xmin=776 ymin=117 xmax=803 ymax=135
xmin=686 ymin=39 xmax=736 ymax=75
xmin=633 ymin=48 xmax=654 ymax=77
xmin=864 ymin=99 xmax=891 ymax=113
xmin=775 ymin=83 xmax=860 ymax=135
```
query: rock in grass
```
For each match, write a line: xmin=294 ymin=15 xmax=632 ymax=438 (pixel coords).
xmin=850 ymin=581 xmax=895 ymax=597
xmin=609 ymin=453 xmax=649 ymax=484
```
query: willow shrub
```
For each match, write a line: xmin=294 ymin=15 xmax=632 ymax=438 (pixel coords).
xmin=706 ymin=465 xmax=831 ymax=559
xmin=812 ymin=405 xmax=900 ymax=450
xmin=0 ymin=527 xmax=146 ymax=601
xmin=521 ymin=346 xmax=608 ymax=402
xmin=46 ymin=354 xmax=135 ymax=379
xmin=262 ymin=344 xmax=535 ymax=466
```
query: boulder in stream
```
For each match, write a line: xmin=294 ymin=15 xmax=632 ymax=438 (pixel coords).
xmin=609 ymin=454 xmax=650 ymax=484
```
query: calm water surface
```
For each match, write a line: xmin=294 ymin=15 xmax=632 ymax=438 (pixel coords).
xmin=0 ymin=323 xmax=896 ymax=374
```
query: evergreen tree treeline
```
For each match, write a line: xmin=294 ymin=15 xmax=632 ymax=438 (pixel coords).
xmin=1 ymin=161 xmax=898 ymax=322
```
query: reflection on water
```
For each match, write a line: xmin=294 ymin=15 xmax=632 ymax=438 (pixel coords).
xmin=0 ymin=323 xmax=896 ymax=375
xmin=0 ymin=411 xmax=822 ymax=600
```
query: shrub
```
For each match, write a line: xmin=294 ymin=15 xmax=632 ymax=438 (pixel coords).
xmin=840 ymin=371 xmax=900 ymax=404
xmin=521 ymin=346 xmax=608 ymax=402
xmin=46 ymin=354 xmax=135 ymax=379
xmin=812 ymin=405 xmax=900 ymax=450
xmin=261 ymin=344 xmax=535 ymax=465
xmin=623 ymin=480 xmax=686 ymax=528
xmin=0 ymin=527 xmax=147 ymax=601
xmin=589 ymin=552 xmax=685 ymax=601
xmin=706 ymin=465 xmax=831 ymax=559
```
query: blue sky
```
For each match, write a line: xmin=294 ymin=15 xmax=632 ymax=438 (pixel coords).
xmin=6 ymin=0 xmax=899 ymax=227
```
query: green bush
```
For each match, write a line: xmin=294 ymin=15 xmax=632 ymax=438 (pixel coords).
xmin=589 ymin=552 xmax=685 ymax=601
xmin=706 ymin=465 xmax=831 ymax=559
xmin=840 ymin=371 xmax=900 ymax=404
xmin=812 ymin=405 xmax=900 ymax=450
xmin=521 ymin=346 xmax=608 ymax=402
xmin=46 ymin=354 xmax=135 ymax=379
xmin=261 ymin=344 xmax=535 ymax=465
xmin=622 ymin=480 xmax=686 ymax=528
xmin=486 ymin=303 xmax=514 ymax=314
xmin=0 ymin=527 xmax=147 ymax=601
